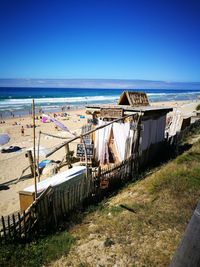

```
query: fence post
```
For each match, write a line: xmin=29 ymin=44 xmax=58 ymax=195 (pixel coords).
xmin=7 ymin=215 xmax=11 ymax=240
xmin=18 ymin=212 xmax=21 ymax=239
xmin=23 ymin=211 xmax=27 ymax=240
xmin=12 ymin=214 xmax=17 ymax=240
xmin=26 ymin=150 xmax=35 ymax=177
xmin=1 ymin=216 xmax=6 ymax=242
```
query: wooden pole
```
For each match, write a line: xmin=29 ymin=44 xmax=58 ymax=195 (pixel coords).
xmin=65 ymin=143 xmax=72 ymax=168
xmin=26 ymin=150 xmax=34 ymax=177
xmin=32 ymin=99 xmax=37 ymax=200
xmin=46 ymin=113 xmax=139 ymax=158
xmin=82 ymin=135 xmax=88 ymax=178
xmin=37 ymin=131 xmax=41 ymax=182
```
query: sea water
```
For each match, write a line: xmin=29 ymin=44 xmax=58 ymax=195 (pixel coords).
xmin=0 ymin=87 xmax=200 ymax=118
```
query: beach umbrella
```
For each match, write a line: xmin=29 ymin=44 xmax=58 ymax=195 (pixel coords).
xmin=0 ymin=133 xmax=10 ymax=145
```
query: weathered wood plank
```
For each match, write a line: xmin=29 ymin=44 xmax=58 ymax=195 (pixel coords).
xmin=67 ymin=189 xmax=70 ymax=212
xmin=18 ymin=212 xmax=21 ymax=239
xmin=62 ymin=190 xmax=67 ymax=216
xmin=170 ymin=201 xmax=200 ymax=267
xmin=7 ymin=216 xmax=12 ymax=239
xmin=2 ymin=216 xmax=6 ymax=242
xmin=12 ymin=214 xmax=17 ymax=239
xmin=23 ymin=211 xmax=27 ymax=240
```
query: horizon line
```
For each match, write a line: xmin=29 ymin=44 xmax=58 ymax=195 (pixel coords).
xmin=0 ymin=78 xmax=200 ymax=90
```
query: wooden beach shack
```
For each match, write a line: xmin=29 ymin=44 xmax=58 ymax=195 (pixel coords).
xmin=1 ymin=92 xmax=174 ymax=242
xmin=18 ymin=91 xmax=172 ymax=213
xmin=86 ymin=91 xmax=173 ymax=167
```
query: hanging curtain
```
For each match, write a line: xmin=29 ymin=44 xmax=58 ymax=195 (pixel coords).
xmin=94 ymin=119 xmax=103 ymax=160
xmin=94 ymin=119 xmax=112 ymax=164
xmin=113 ymin=122 xmax=130 ymax=161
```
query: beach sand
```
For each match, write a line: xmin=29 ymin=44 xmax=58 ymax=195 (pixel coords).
xmin=0 ymin=99 xmax=200 ymax=216
xmin=0 ymin=109 xmax=89 ymax=216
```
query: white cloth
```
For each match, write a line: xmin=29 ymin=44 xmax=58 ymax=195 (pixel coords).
xmin=95 ymin=120 xmax=130 ymax=163
xmin=112 ymin=122 xmax=130 ymax=161
xmin=23 ymin=166 xmax=86 ymax=193
xmin=169 ymin=109 xmax=182 ymax=136
xmin=95 ymin=120 xmax=112 ymax=164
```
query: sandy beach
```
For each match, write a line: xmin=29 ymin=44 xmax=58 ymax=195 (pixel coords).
xmin=0 ymin=99 xmax=200 ymax=217
xmin=0 ymin=108 xmax=90 ymax=216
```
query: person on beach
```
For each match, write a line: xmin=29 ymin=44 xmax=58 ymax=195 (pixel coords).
xmin=21 ymin=126 xmax=24 ymax=136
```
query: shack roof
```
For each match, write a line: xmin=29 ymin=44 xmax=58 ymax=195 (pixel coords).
xmin=86 ymin=91 xmax=173 ymax=117
xmin=86 ymin=104 xmax=173 ymax=116
xmin=118 ymin=91 xmax=149 ymax=106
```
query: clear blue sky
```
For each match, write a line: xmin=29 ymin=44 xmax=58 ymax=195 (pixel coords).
xmin=0 ymin=0 xmax=199 ymax=82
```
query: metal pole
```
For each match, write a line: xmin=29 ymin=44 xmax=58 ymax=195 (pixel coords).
xmin=32 ymin=99 xmax=37 ymax=200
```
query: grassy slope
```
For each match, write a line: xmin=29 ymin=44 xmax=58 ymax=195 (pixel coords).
xmin=51 ymin=135 xmax=200 ymax=266
xmin=1 ymin=129 xmax=200 ymax=267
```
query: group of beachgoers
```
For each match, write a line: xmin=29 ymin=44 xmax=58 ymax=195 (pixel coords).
xmin=0 ymin=105 xmax=81 ymax=121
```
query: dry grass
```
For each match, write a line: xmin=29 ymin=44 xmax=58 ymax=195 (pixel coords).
xmin=53 ymin=141 xmax=200 ymax=267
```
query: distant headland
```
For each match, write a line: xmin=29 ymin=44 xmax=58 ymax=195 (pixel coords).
xmin=0 ymin=78 xmax=200 ymax=90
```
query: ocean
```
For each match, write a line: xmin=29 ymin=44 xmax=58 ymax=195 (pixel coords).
xmin=0 ymin=87 xmax=200 ymax=118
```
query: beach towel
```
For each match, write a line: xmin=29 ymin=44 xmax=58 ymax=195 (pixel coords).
xmin=38 ymin=159 xmax=51 ymax=169
xmin=1 ymin=146 xmax=21 ymax=153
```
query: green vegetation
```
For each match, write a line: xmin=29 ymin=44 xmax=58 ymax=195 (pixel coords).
xmin=196 ymin=104 xmax=200 ymax=111
xmin=0 ymin=231 xmax=75 ymax=267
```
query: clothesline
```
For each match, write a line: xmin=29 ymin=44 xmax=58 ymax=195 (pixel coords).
xmin=40 ymin=131 xmax=72 ymax=140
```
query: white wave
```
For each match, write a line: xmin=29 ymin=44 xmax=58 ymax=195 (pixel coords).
xmin=147 ymin=91 xmax=200 ymax=96
xmin=0 ymin=95 xmax=118 ymax=106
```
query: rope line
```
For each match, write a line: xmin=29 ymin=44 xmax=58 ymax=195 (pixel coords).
xmin=40 ymin=131 xmax=74 ymax=140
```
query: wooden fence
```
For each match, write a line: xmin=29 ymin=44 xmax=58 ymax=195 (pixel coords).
xmin=1 ymin=119 xmax=200 ymax=243
xmin=0 ymin=173 xmax=94 ymax=243
xmin=168 ymin=118 xmax=200 ymax=155
xmin=0 ymin=153 xmax=140 ymax=243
